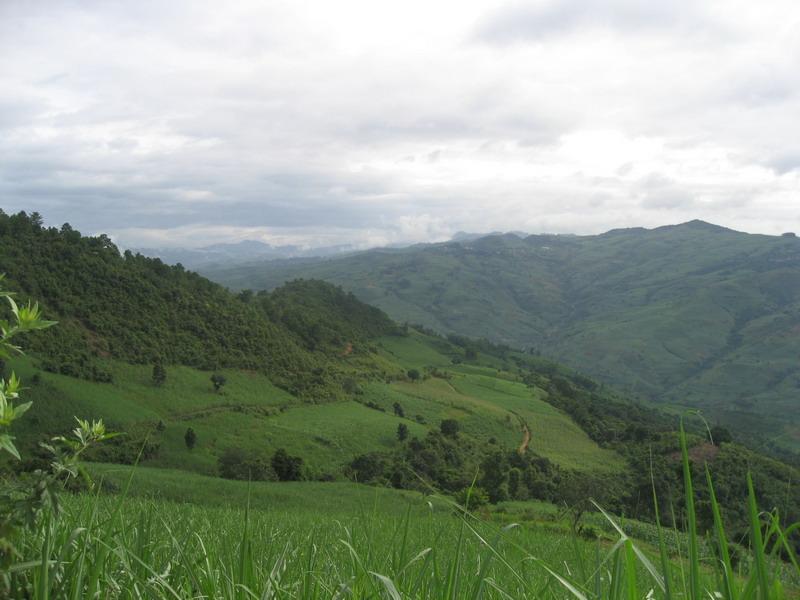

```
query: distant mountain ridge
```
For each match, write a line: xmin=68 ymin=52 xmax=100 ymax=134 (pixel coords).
xmin=202 ymin=220 xmax=800 ymax=454
xmin=132 ymin=239 xmax=361 ymax=270
xmin=133 ymin=232 xmax=539 ymax=270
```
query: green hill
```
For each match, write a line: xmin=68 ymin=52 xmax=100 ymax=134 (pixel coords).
xmin=0 ymin=211 xmax=398 ymax=399
xmin=203 ymin=221 xmax=800 ymax=454
xmin=3 ymin=210 xmax=798 ymax=543
xmin=2 ymin=211 xmax=623 ymax=485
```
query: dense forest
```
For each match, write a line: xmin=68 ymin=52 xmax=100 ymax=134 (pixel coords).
xmin=0 ymin=210 xmax=397 ymax=398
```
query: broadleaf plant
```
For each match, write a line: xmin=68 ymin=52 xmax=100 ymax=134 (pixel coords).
xmin=0 ymin=275 xmax=112 ymax=571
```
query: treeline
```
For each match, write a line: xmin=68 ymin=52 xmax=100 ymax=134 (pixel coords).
xmin=346 ymin=427 xmax=570 ymax=505
xmin=0 ymin=211 xmax=398 ymax=398
xmin=530 ymin=368 xmax=800 ymax=548
xmin=339 ymin=336 xmax=800 ymax=550
xmin=247 ymin=279 xmax=400 ymax=352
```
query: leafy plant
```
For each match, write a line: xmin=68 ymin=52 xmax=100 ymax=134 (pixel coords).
xmin=0 ymin=274 xmax=57 ymax=459
xmin=0 ymin=277 xmax=113 ymax=571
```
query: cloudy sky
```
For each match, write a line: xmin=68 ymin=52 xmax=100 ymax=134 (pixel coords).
xmin=1 ymin=0 xmax=799 ymax=249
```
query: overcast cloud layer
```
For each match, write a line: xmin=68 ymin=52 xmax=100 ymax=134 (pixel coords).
xmin=1 ymin=0 xmax=799 ymax=248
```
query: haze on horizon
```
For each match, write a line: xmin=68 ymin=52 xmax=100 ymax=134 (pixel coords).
xmin=1 ymin=0 xmax=799 ymax=249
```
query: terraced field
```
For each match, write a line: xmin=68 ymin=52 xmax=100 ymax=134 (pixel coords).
xmin=12 ymin=330 xmax=624 ymax=479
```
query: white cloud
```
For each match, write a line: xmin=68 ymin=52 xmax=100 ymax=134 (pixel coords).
xmin=1 ymin=0 xmax=799 ymax=246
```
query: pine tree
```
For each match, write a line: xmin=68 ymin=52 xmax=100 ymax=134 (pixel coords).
xmin=152 ymin=362 xmax=166 ymax=386
xmin=397 ymin=423 xmax=409 ymax=441
xmin=184 ymin=427 xmax=196 ymax=450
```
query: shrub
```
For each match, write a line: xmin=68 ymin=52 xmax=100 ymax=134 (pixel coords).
xmin=271 ymin=448 xmax=303 ymax=481
xmin=218 ymin=447 xmax=275 ymax=481
xmin=440 ymin=419 xmax=459 ymax=437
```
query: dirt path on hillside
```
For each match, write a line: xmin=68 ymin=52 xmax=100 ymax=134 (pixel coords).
xmin=518 ymin=422 xmax=531 ymax=455
xmin=511 ymin=411 xmax=530 ymax=455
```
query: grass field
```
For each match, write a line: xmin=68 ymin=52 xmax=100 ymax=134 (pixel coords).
xmin=204 ymin=224 xmax=800 ymax=452
xmin=10 ymin=331 xmax=625 ymax=479
xmin=370 ymin=334 xmax=623 ymax=471
xmin=7 ymin=456 xmax=798 ymax=599
xmin=10 ymin=488 xmax=604 ymax=598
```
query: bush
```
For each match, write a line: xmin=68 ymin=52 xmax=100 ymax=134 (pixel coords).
xmin=455 ymin=486 xmax=489 ymax=511
xmin=218 ymin=447 xmax=275 ymax=481
xmin=440 ymin=419 xmax=459 ymax=437
xmin=271 ymin=448 xmax=303 ymax=481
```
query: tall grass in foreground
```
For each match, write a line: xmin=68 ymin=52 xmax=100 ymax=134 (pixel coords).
xmin=3 ymin=426 xmax=799 ymax=598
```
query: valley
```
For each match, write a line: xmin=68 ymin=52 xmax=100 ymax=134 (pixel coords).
xmin=203 ymin=221 xmax=800 ymax=454
xmin=1 ymin=211 xmax=798 ymax=597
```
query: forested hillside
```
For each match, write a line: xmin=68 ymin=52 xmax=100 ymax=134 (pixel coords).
xmin=0 ymin=211 xmax=396 ymax=398
xmin=204 ymin=221 xmax=800 ymax=454
xmin=2 ymin=209 xmax=798 ymax=546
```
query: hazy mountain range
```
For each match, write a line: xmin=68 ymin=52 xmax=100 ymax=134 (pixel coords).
xmin=201 ymin=221 xmax=800 ymax=453
xmin=131 ymin=240 xmax=361 ymax=270
xmin=132 ymin=232 xmax=538 ymax=270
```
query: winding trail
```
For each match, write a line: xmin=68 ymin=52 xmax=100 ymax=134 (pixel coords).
xmin=518 ymin=423 xmax=531 ymax=455
xmin=512 ymin=411 xmax=531 ymax=455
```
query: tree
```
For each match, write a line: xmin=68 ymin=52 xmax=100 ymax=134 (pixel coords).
xmin=184 ymin=427 xmax=196 ymax=450
xmin=479 ymin=451 xmax=509 ymax=503
xmin=709 ymin=425 xmax=733 ymax=446
xmin=218 ymin=447 xmax=273 ymax=481
xmin=348 ymin=452 xmax=387 ymax=483
xmin=440 ymin=419 xmax=459 ymax=437
xmin=397 ymin=423 xmax=409 ymax=441
xmin=508 ymin=467 xmax=523 ymax=499
xmin=455 ymin=486 xmax=489 ymax=511
xmin=152 ymin=362 xmax=166 ymax=386
xmin=407 ymin=369 xmax=420 ymax=381
xmin=393 ymin=401 xmax=405 ymax=417
xmin=272 ymin=448 xmax=303 ymax=481
xmin=343 ymin=377 xmax=360 ymax=394
xmin=210 ymin=373 xmax=226 ymax=393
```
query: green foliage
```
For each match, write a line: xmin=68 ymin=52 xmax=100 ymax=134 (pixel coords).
xmin=210 ymin=373 xmax=227 ymax=392
xmin=0 ymin=211 xmax=399 ymax=400
xmin=218 ymin=447 xmax=274 ymax=481
xmin=710 ymin=425 xmax=733 ymax=445
xmin=455 ymin=486 xmax=489 ymax=511
xmin=184 ymin=427 xmax=196 ymax=449
xmin=0 ymin=275 xmax=114 ymax=569
xmin=254 ymin=278 xmax=399 ymax=352
xmin=1 ymin=418 xmax=113 ymax=567
xmin=397 ymin=423 xmax=409 ymax=441
xmin=271 ymin=447 xmax=303 ymax=481
xmin=4 ymin=211 xmax=798 ymax=572
xmin=3 ymin=460 xmax=798 ymax=599
xmin=0 ymin=275 xmax=56 ymax=459
xmin=207 ymin=222 xmax=800 ymax=455
xmin=440 ymin=418 xmax=460 ymax=437
xmin=151 ymin=361 xmax=166 ymax=386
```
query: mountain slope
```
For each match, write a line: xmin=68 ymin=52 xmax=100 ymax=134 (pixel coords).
xmin=0 ymin=210 xmax=622 ymax=479
xmin=0 ymin=211 xmax=397 ymax=398
xmin=203 ymin=221 xmax=800 ymax=452
xmin=3 ymin=210 xmax=797 ymax=536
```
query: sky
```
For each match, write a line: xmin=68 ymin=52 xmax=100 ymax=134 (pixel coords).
xmin=1 ymin=0 xmax=799 ymax=249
